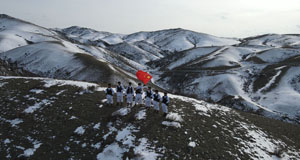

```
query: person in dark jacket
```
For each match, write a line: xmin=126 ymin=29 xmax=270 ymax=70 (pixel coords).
xmin=161 ymin=92 xmax=170 ymax=117
xmin=144 ymin=86 xmax=153 ymax=108
xmin=125 ymin=82 xmax=134 ymax=107
xmin=135 ymin=83 xmax=143 ymax=106
xmin=153 ymin=90 xmax=161 ymax=113
xmin=105 ymin=83 xmax=114 ymax=106
xmin=115 ymin=81 xmax=124 ymax=106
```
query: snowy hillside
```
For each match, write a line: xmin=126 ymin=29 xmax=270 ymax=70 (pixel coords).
xmin=154 ymin=39 xmax=300 ymax=123
xmin=1 ymin=14 xmax=300 ymax=124
xmin=243 ymin=34 xmax=300 ymax=48
xmin=0 ymin=76 xmax=299 ymax=159
xmin=0 ymin=14 xmax=57 ymax=53
xmin=60 ymin=26 xmax=124 ymax=45
xmin=0 ymin=14 xmax=144 ymax=84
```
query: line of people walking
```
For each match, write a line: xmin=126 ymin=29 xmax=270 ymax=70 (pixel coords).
xmin=105 ymin=82 xmax=170 ymax=116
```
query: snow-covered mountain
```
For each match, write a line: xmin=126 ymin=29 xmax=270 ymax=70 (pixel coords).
xmin=152 ymin=38 xmax=300 ymax=123
xmin=62 ymin=26 xmax=240 ymax=51
xmin=61 ymin=25 xmax=300 ymax=123
xmin=0 ymin=14 xmax=141 ymax=84
xmin=1 ymin=14 xmax=300 ymax=124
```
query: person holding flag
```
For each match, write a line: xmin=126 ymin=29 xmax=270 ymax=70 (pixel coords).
xmin=125 ymin=82 xmax=134 ymax=107
xmin=135 ymin=83 xmax=143 ymax=106
xmin=115 ymin=81 xmax=124 ymax=106
xmin=136 ymin=70 xmax=152 ymax=85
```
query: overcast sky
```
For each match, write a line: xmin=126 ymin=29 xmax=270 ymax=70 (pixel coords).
xmin=1 ymin=0 xmax=300 ymax=37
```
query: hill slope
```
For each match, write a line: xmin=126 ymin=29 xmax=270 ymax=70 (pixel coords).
xmin=1 ymin=14 xmax=300 ymax=124
xmin=0 ymin=14 xmax=142 ymax=84
xmin=0 ymin=76 xmax=300 ymax=159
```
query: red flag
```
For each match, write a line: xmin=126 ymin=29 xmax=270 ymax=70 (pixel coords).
xmin=136 ymin=70 xmax=152 ymax=85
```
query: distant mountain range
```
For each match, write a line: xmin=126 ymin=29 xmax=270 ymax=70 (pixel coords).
xmin=0 ymin=14 xmax=300 ymax=123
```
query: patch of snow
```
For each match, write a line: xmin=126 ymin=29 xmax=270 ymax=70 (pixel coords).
xmin=16 ymin=146 xmax=25 ymax=150
xmin=56 ymin=90 xmax=65 ymax=95
xmin=24 ymin=99 xmax=52 ymax=113
xmin=188 ymin=141 xmax=196 ymax=148
xmin=93 ymin=123 xmax=101 ymax=130
xmin=29 ymin=89 xmax=44 ymax=94
xmin=193 ymin=103 xmax=209 ymax=113
xmin=69 ymin=116 xmax=77 ymax=120
xmin=134 ymin=138 xmax=161 ymax=160
xmin=108 ymin=64 xmax=117 ymax=72
xmin=135 ymin=109 xmax=146 ymax=120
xmin=166 ymin=112 xmax=183 ymax=122
xmin=0 ymin=117 xmax=24 ymax=127
xmin=115 ymin=125 xmax=137 ymax=145
xmin=74 ymin=126 xmax=85 ymax=135
xmin=0 ymin=82 xmax=8 ymax=87
xmin=112 ymin=107 xmax=131 ymax=116
xmin=91 ymin=142 xmax=101 ymax=149
xmin=64 ymin=146 xmax=70 ymax=151
xmin=43 ymin=79 xmax=98 ymax=89
xmin=4 ymin=139 xmax=11 ymax=144
xmin=103 ymin=123 xmax=117 ymax=140
xmin=23 ymin=140 xmax=42 ymax=157
xmin=10 ymin=118 xmax=23 ymax=127
xmin=162 ymin=121 xmax=181 ymax=128
xmin=81 ymin=143 xmax=87 ymax=148
xmin=96 ymin=143 xmax=125 ymax=160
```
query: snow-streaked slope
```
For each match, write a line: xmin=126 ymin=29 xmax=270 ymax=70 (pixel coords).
xmin=124 ymin=28 xmax=240 ymax=52
xmin=257 ymin=67 xmax=300 ymax=119
xmin=244 ymin=34 xmax=300 ymax=47
xmin=61 ymin=26 xmax=124 ymax=45
xmin=1 ymin=14 xmax=300 ymax=124
xmin=0 ymin=15 xmax=144 ymax=84
xmin=0 ymin=14 xmax=58 ymax=53
xmin=255 ymin=48 xmax=300 ymax=63
xmin=61 ymin=27 xmax=240 ymax=53
xmin=108 ymin=42 xmax=161 ymax=65
xmin=154 ymin=41 xmax=300 ymax=123
xmin=0 ymin=41 xmax=136 ymax=83
xmin=1 ymin=76 xmax=299 ymax=159
xmin=167 ymin=47 xmax=219 ymax=70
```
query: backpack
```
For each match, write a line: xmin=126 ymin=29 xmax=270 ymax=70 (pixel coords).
xmin=117 ymin=86 xmax=122 ymax=92
xmin=162 ymin=96 xmax=168 ymax=104
xmin=106 ymin=88 xmax=113 ymax=95
xmin=153 ymin=94 xmax=159 ymax=102
xmin=136 ymin=88 xmax=142 ymax=94
xmin=127 ymin=87 xmax=133 ymax=94
xmin=146 ymin=90 xmax=152 ymax=98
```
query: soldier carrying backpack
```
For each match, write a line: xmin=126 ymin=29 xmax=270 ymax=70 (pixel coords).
xmin=105 ymin=83 xmax=114 ymax=106
xmin=135 ymin=83 xmax=143 ymax=106
xmin=126 ymin=82 xmax=134 ymax=107
xmin=153 ymin=90 xmax=161 ymax=113
xmin=116 ymin=81 xmax=124 ymax=106
xmin=145 ymin=86 xmax=153 ymax=108
xmin=161 ymin=92 xmax=170 ymax=117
